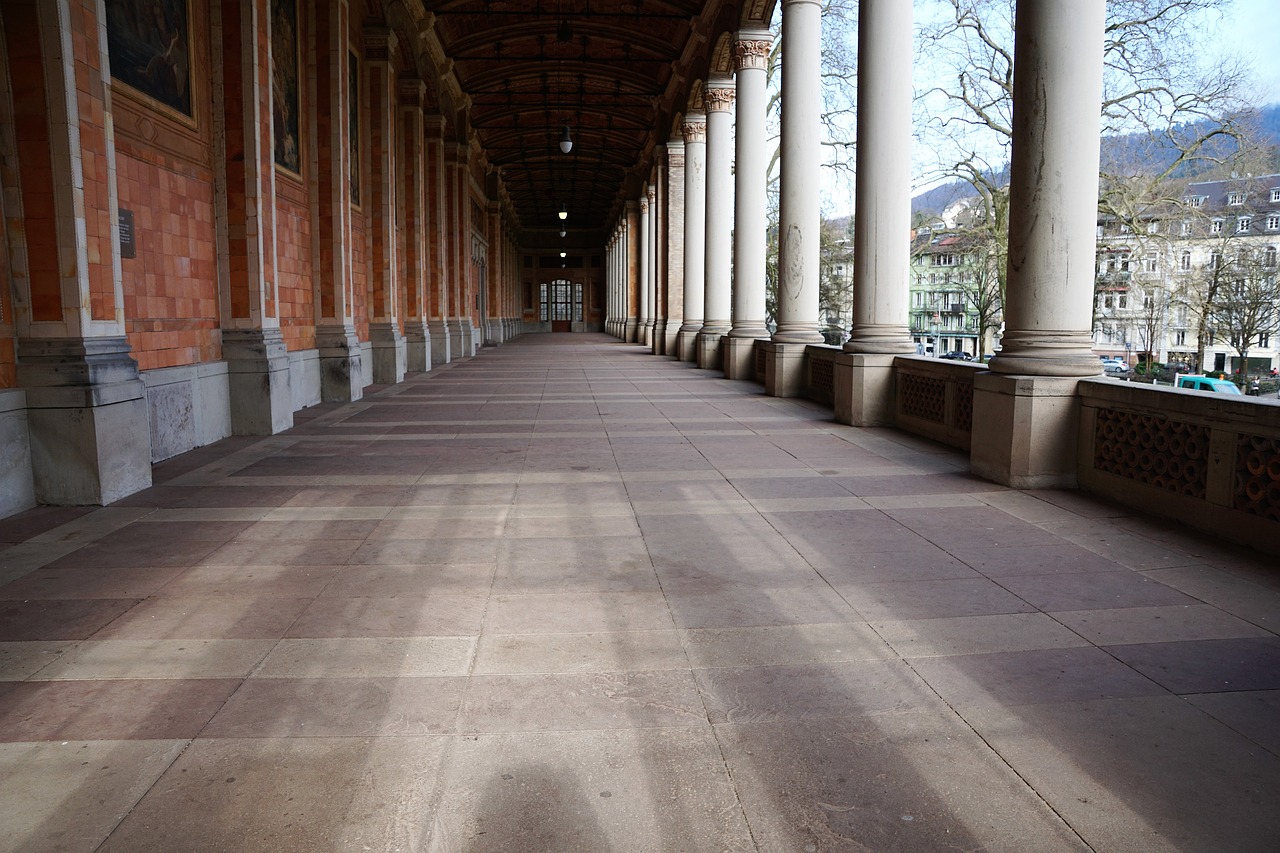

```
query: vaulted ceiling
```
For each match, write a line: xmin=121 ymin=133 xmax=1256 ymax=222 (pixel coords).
xmin=419 ymin=0 xmax=774 ymax=249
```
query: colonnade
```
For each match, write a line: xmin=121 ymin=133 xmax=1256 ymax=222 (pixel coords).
xmin=606 ymin=0 xmax=1109 ymax=487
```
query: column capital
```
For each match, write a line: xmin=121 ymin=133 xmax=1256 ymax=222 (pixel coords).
xmin=646 ymin=183 xmax=656 ymax=202
xmin=363 ymin=26 xmax=399 ymax=63
xmin=704 ymin=78 xmax=736 ymax=113
xmin=424 ymin=114 xmax=446 ymax=135
xmin=398 ymin=76 xmax=427 ymax=107
xmin=734 ymin=30 xmax=773 ymax=72
xmin=681 ymin=113 xmax=707 ymax=143
xmin=640 ymin=196 xmax=649 ymax=214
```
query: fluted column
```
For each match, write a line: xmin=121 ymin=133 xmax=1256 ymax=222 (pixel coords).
xmin=676 ymin=112 xmax=707 ymax=362
xmin=990 ymin=1 xmax=1106 ymax=377
xmin=773 ymin=0 xmax=824 ymax=344
xmin=697 ymin=77 xmax=736 ymax=370
xmin=639 ymin=189 xmax=653 ymax=346
xmin=845 ymin=1 xmax=914 ymax=355
xmin=664 ymin=138 xmax=686 ymax=355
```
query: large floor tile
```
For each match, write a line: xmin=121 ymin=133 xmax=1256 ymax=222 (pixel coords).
xmin=1051 ymin=603 xmax=1272 ymax=646
xmin=693 ymin=660 xmax=945 ymax=723
xmin=430 ymin=728 xmax=754 ymax=852
xmin=680 ymin=622 xmax=895 ymax=668
xmin=0 ymin=678 xmax=239 ymax=741
xmin=204 ymin=677 xmax=467 ymax=736
xmin=1101 ymin=637 xmax=1280 ymax=694
xmin=252 ymin=637 xmax=475 ymax=678
xmin=97 ymin=736 xmax=450 ymax=853
xmin=908 ymin=647 xmax=1169 ymax=709
xmin=665 ymin=585 xmax=863 ymax=629
xmin=0 ymin=598 xmax=141 ymax=641
xmin=833 ymin=577 xmax=1038 ymax=621
xmin=32 ymin=639 xmax=276 ymax=680
xmin=473 ymin=630 xmax=688 ymax=674
xmin=486 ymin=591 xmax=673 ymax=634
xmin=0 ymin=739 xmax=188 ymax=853
xmin=962 ymin=695 xmax=1280 ymax=853
xmin=713 ymin=712 xmax=1086 ymax=852
xmin=872 ymin=612 xmax=1090 ymax=658
xmin=285 ymin=595 xmax=487 ymax=637
xmin=458 ymin=671 xmax=706 ymax=732
xmin=995 ymin=570 xmax=1197 ymax=612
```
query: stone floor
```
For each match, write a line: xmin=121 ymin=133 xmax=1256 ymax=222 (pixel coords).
xmin=2 ymin=333 xmax=1278 ymax=852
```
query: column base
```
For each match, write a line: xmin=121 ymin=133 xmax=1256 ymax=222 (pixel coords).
xmin=317 ymin=325 xmax=365 ymax=403
xmin=970 ymin=372 xmax=1083 ymax=488
xmin=833 ymin=352 xmax=897 ymax=427
xmin=405 ymin=320 xmax=432 ymax=373
xmin=663 ymin=321 xmax=680 ymax=357
xmin=651 ymin=320 xmax=668 ymax=355
xmin=760 ymin=341 xmax=810 ymax=398
xmin=624 ymin=318 xmax=640 ymax=343
xmin=429 ymin=319 xmax=452 ymax=365
xmin=695 ymin=328 xmax=727 ymax=370
xmin=17 ymin=336 xmax=152 ymax=505
xmin=222 ymin=327 xmax=294 ymax=435
xmin=676 ymin=327 xmax=700 ymax=362
xmin=722 ymin=335 xmax=765 ymax=380
xmin=0 ymin=390 xmax=35 ymax=517
xmin=370 ymin=322 xmax=407 ymax=385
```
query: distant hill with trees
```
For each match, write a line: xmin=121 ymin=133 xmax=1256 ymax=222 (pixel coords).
xmin=912 ymin=103 xmax=1280 ymax=217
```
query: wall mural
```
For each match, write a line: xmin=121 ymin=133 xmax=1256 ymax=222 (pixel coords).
xmin=271 ymin=0 xmax=300 ymax=172
xmin=349 ymin=51 xmax=360 ymax=205
xmin=105 ymin=0 xmax=192 ymax=118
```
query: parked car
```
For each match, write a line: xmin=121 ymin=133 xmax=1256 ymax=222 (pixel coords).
xmin=1175 ymin=375 xmax=1243 ymax=395
xmin=1102 ymin=362 xmax=1132 ymax=379
xmin=940 ymin=351 xmax=972 ymax=361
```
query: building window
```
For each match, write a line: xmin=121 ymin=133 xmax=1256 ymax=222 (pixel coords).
xmin=1175 ymin=330 xmax=1186 ymax=346
xmin=1119 ymin=294 xmax=1128 ymax=309
xmin=1147 ymin=221 xmax=1160 ymax=235
xmin=1261 ymin=333 xmax=1271 ymax=349
xmin=1210 ymin=251 xmax=1221 ymax=270
xmin=1186 ymin=196 xmax=1205 ymax=208
xmin=1271 ymin=188 xmax=1280 ymax=203
xmin=1265 ymin=246 xmax=1277 ymax=267
xmin=1238 ymin=216 xmax=1252 ymax=232
xmin=1119 ymin=223 xmax=1132 ymax=234
xmin=932 ymin=253 xmax=958 ymax=267
xmin=1104 ymin=294 xmax=1114 ymax=309
xmin=1227 ymin=191 xmax=1245 ymax=205
xmin=1179 ymin=250 xmax=1191 ymax=271
xmin=1211 ymin=219 xmax=1223 ymax=233
xmin=1180 ymin=220 xmax=1192 ymax=235
xmin=1144 ymin=253 xmax=1158 ymax=272
xmin=1143 ymin=295 xmax=1153 ymax=310
xmin=1267 ymin=215 xmax=1280 ymax=231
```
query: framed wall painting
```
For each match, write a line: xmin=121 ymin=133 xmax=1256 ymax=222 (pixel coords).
xmin=271 ymin=0 xmax=300 ymax=173
xmin=104 ymin=0 xmax=193 ymax=119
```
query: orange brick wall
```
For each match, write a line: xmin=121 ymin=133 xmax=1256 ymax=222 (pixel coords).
xmin=115 ymin=152 xmax=220 ymax=372
xmin=276 ymin=179 xmax=316 ymax=351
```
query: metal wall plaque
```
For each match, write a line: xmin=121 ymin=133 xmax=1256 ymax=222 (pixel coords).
xmin=118 ymin=208 xmax=136 ymax=259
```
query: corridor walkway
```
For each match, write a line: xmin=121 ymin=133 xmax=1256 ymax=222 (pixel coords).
xmin=2 ymin=334 xmax=1278 ymax=852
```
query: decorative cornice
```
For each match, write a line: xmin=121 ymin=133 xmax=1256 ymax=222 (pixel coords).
xmin=364 ymin=27 xmax=398 ymax=63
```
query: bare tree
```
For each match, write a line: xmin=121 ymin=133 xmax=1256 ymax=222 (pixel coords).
xmin=916 ymin=0 xmax=1251 ymax=322
xmin=1205 ymin=244 xmax=1280 ymax=381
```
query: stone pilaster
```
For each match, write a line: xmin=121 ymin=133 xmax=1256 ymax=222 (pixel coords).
xmin=400 ymin=78 xmax=431 ymax=373
xmin=366 ymin=27 xmax=406 ymax=385
xmin=663 ymin=139 xmax=686 ymax=356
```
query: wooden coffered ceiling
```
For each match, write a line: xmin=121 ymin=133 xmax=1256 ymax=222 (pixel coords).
xmin=419 ymin=0 xmax=774 ymax=249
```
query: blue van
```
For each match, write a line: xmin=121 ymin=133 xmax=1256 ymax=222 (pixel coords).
xmin=1175 ymin=375 xmax=1243 ymax=395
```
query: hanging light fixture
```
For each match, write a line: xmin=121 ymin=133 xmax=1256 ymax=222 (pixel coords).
xmin=559 ymin=123 xmax=573 ymax=154
xmin=559 ymin=227 xmax=567 ymax=238
xmin=559 ymin=251 xmax=567 ymax=258
xmin=558 ymin=203 xmax=568 ymax=221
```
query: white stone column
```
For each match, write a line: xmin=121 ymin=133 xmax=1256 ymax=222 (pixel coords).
xmin=676 ymin=112 xmax=707 ymax=362
xmin=624 ymin=202 xmax=640 ymax=342
xmin=664 ymin=138 xmax=686 ymax=356
xmin=990 ymin=2 xmax=1106 ymax=377
xmin=645 ymin=183 xmax=655 ymax=348
xmin=772 ymin=0 xmax=824 ymax=346
xmin=639 ymin=189 xmax=653 ymax=346
xmin=724 ymin=29 xmax=773 ymax=380
xmin=972 ymin=0 xmax=1107 ymax=488
xmin=697 ymin=77 xmax=736 ymax=370
xmin=845 ymin=1 xmax=914 ymax=356
xmin=834 ymin=0 xmax=915 ymax=425
xmin=649 ymin=179 xmax=663 ymax=354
